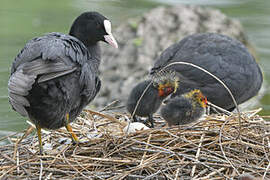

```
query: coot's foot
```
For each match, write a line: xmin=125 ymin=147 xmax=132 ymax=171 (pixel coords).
xmin=65 ymin=114 xmax=79 ymax=145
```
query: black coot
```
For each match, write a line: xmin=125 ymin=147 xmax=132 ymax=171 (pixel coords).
xmin=161 ymin=89 xmax=207 ymax=126
xmin=151 ymin=33 xmax=263 ymax=111
xmin=127 ymin=73 xmax=178 ymax=128
xmin=8 ymin=12 xmax=118 ymax=154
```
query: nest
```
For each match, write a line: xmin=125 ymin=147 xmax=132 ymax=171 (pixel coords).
xmin=0 ymin=108 xmax=270 ymax=179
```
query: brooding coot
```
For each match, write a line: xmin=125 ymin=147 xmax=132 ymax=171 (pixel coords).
xmin=161 ymin=89 xmax=207 ymax=126
xmin=151 ymin=33 xmax=263 ymax=111
xmin=8 ymin=12 xmax=118 ymax=154
xmin=126 ymin=73 xmax=178 ymax=128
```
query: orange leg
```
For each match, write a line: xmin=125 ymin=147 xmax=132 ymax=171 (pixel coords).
xmin=36 ymin=124 xmax=43 ymax=155
xmin=65 ymin=113 xmax=79 ymax=144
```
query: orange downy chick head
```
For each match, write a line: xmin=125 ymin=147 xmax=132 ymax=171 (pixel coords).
xmin=185 ymin=89 xmax=207 ymax=108
xmin=152 ymin=70 xmax=179 ymax=97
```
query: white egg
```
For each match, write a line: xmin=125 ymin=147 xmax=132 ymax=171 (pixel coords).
xmin=123 ymin=122 xmax=149 ymax=134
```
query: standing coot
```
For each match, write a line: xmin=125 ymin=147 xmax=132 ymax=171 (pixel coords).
xmin=127 ymin=72 xmax=179 ymax=128
xmin=161 ymin=89 xmax=207 ymax=126
xmin=8 ymin=12 xmax=118 ymax=154
xmin=150 ymin=33 xmax=263 ymax=111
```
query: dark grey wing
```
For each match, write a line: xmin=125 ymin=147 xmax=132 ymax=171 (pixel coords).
xmin=79 ymin=62 xmax=100 ymax=104
xmin=8 ymin=32 xmax=98 ymax=117
xmin=94 ymin=77 xmax=101 ymax=97
xmin=150 ymin=42 xmax=184 ymax=75
xmin=8 ymin=69 xmax=35 ymax=116
xmin=11 ymin=32 xmax=94 ymax=73
xmin=172 ymin=33 xmax=262 ymax=105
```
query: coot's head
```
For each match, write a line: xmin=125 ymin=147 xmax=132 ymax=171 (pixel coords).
xmin=184 ymin=89 xmax=207 ymax=108
xmin=69 ymin=11 xmax=118 ymax=48
xmin=152 ymin=70 xmax=179 ymax=97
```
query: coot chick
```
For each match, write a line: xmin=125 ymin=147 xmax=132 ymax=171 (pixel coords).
xmin=126 ymin=72 xmax=178 ymax=128
xmin=8 ymin=12 xmax=118 ymax=154
xmin=151 ymin=33 xmax=263 ymax=111
xmin=161 ymin=89 xmax=207 ymax=126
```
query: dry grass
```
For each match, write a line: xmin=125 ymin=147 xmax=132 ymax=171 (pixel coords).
xmin=0 ymin=108 xmax=269 ymax=179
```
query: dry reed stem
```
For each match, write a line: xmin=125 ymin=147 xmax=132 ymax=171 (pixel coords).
xmin=191 ymin=126 xmax=209 ymax=177
xmin=13 ymin=125 xmax=35 ymax=159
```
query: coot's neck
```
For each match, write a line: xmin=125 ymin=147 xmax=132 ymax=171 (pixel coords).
xmin=75 ymin=38 xmax=102 ymax=71
xmin=86 ymin=42 xmax=101 ymax=63
xmin=69 ymin=30 xmax=101 ymax=69
xmin=85 ymin=42 xmax=101 ymax=73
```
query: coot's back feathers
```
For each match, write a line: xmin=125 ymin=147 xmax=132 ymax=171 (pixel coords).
xmin=9 ymin=32 xmax=100 ymax=119
xmin=12 ymin=32 xmax=99 ymax=72
xmin=151 ymin=33 xmax=263 ymax=110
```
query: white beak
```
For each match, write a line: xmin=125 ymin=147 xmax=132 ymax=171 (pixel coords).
xmin=104 ymin=33 xmax=118 ymax=48
xmin=104 ymin=20 xmax=118 ymax=48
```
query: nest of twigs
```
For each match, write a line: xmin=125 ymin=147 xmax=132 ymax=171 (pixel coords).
xmin=0 ymin=108 xmax=269 ymax=179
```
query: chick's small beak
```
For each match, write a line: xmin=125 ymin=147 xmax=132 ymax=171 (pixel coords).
xmin=104 ymin=33 xmax=118 ymax=48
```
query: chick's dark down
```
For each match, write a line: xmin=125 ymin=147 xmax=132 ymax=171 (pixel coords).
xmin=127 ymin=80 xmax=163 ymax=119
xmin=161 ymin=94 xmax=205 ymax=126
xmin=151 ymin=33 xmax=263 ymax=111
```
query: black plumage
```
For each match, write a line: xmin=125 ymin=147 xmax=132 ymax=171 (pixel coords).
xmin=8 ymin=12 xmax=118 ymax=153
xmin=127 ymin=76 xmax=178 ymax=128
xmin=151 ymin=33 xmax=263 ymax=111
xmin=161 ymin=89 xmax=207 ymax=126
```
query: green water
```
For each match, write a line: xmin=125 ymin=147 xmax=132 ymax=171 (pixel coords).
xmin=0 ymin=0 xmax=269 ymax=136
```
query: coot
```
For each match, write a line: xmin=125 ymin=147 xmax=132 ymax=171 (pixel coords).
xmin=161 ymin=89 xmax=207 ymax=126
xmin=151 ymin=33 xmax=263 ymax=111
xmin=127 ymin=72 xmax=178 ymax=128
xmin=8 ymin=12 xmax=118 ymax=154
